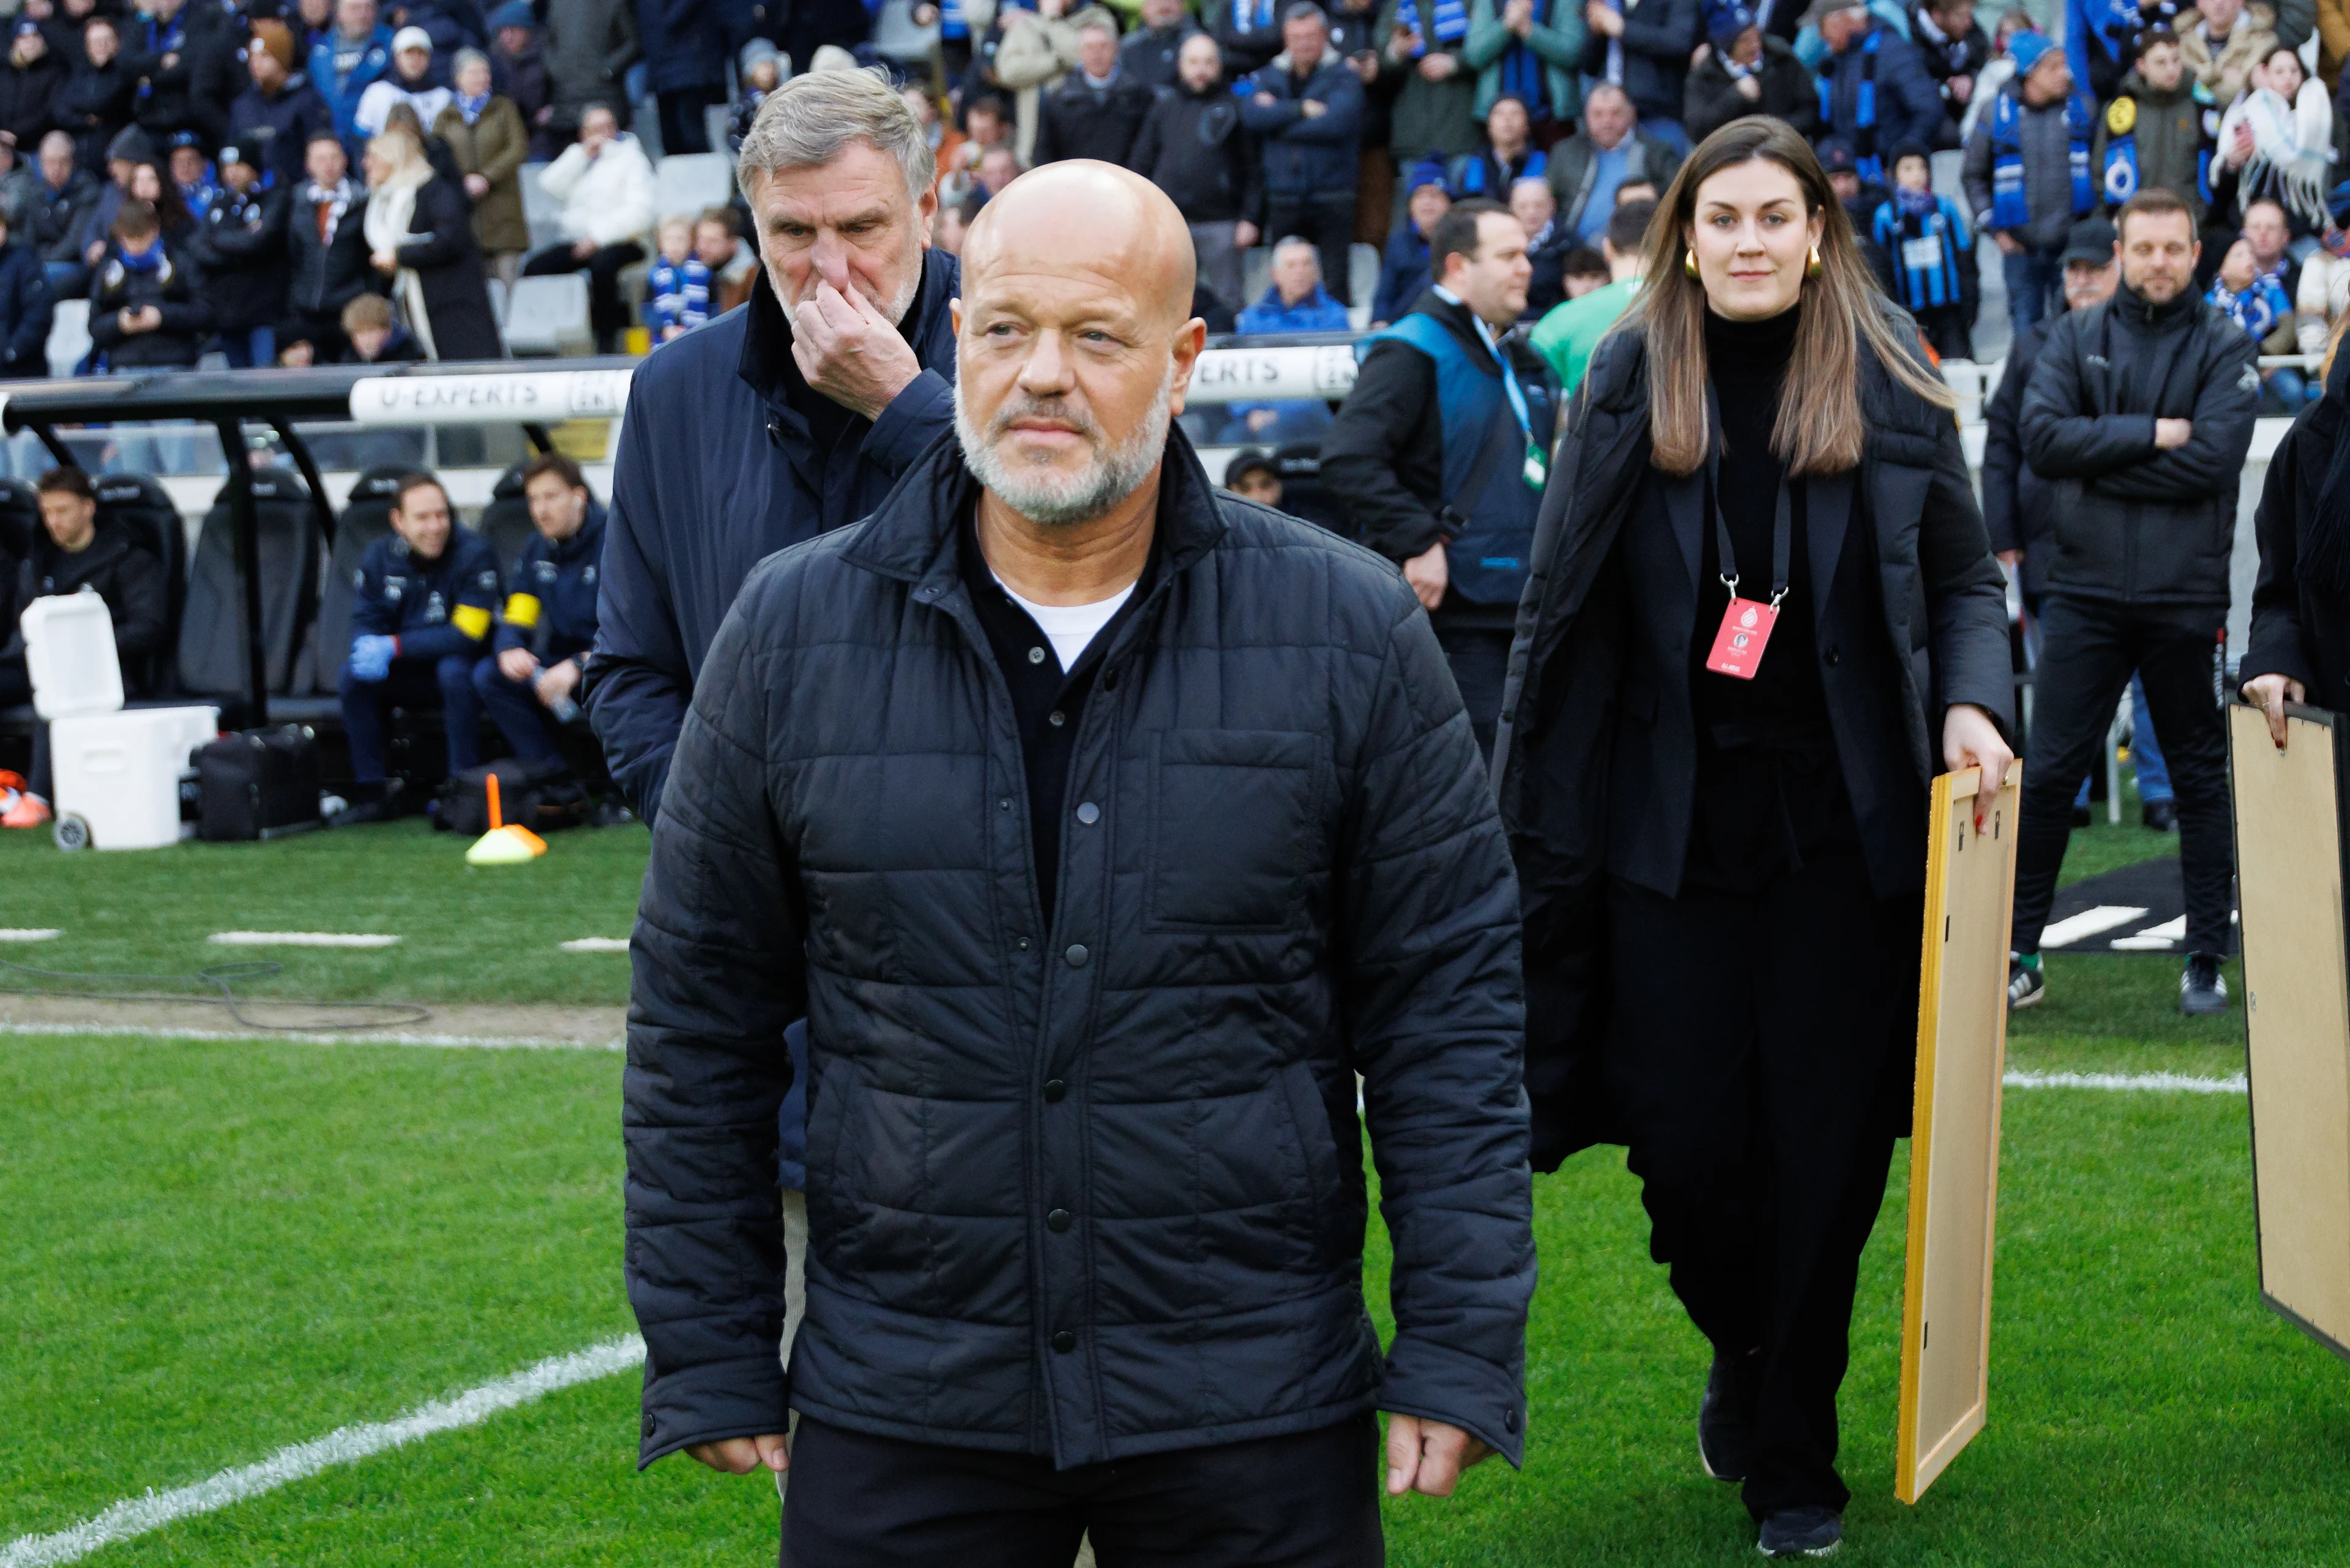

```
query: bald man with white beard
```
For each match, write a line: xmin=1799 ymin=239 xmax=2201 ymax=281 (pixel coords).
xmin=622 ymin=160 xmax=1535 ymax=1566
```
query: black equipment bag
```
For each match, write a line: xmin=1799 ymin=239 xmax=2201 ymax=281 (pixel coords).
xmin=195 ymin=725 xmax=323 ymax=842
xmin=433 ymin=759 xmax=589 ymax=836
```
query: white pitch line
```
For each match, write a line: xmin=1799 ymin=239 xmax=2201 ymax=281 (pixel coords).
xmin=559 ymin=938 xmax=630 ymax=953
xmin=2039 ymin=905 xmax=2149 ymax=949
xmin=209 ymin=932 xmax=401 ymax=949
xmin=2005 ymin=1069 xmax=2247 ymax=1095
xmin=0 ymin=929 xmax=60 ymax=942
xmin=0 ymin=1022 xmax=622 ymax=1051
xmin=0 ymin=1335 xmax=646 ymax=1568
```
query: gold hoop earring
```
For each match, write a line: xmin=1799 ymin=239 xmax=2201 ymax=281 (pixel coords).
xmin=1684 ymin=249 xmax=1699 ymax=278
xmin=1806 ymin=244 xmax=1824 ymax=278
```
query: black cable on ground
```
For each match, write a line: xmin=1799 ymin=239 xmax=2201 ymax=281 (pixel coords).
xmin=0 ymin=957 xmax=434 ymax=1032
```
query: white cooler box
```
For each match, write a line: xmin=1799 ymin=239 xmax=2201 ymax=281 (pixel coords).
xmin=20 ymin=591 xmax=217 ymax=851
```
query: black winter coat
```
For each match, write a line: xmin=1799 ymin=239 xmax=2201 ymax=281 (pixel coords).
xmin=1682 ymin=36 xmax=1819 ymax=146
xmin=2018 ymin=282 xmax=2259 ymax=607
xmin=227 ymin=77 xmax=334 ymax=193
xmin=124 ymin=12 xmax=235 ymax=147
xmin=54 ymin=58 xmax=133 ymax=176
xmin=1030 ymin=70 xmax=1158 ymax=168
xmin=86 ymin=239 xmax=210 ymax=367
xmin=286 ymin=177 xmax=373 ymax=316
xmin=1238 ymin=53 xmax=1364 ymax=200
xmin=0 ymin=240 xmax=53 ymax=374
xmin=192 ymin=181 xmax=289 ymax=335
xmin=1493 ymin=304 xmax=2013 ymax=1165
xmin=2241 ymin=350 xmax=2350 ymax=714
xmin=623 ymin=424 xmax=1533 ymax=1473
xmin=633 ymin=0 xmax=726 ymax=92
xmin=1979 ymin=316 xmax=2054 ymax=600
xmin=28 ymin=167 xmax=100 ymax=266
xmin=0 ymin=51 xmax=66 ymax=150
xmin=588 ymin=250 xmax=961 ymax=823
xmin=1127 ymin=80 xmax=1263 ymax=227
xmin=8 ymin=521 xmax=168 ymax=666
xmin=391 ymin=174 xmax=500 ymax=361
xmin=1614 ymin=0 xmax=1701 ymax=124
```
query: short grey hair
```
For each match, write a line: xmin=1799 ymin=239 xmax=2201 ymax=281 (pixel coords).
xmin=736 ymin=65 xmax=936 ymax=205
xmin=451 ymin=46 xmax=490 ymax=78
xmin=1272 ymin=234 xmax=1319 ymax=267
xmin=1281 ymin=0 xmax=1326 ymax=21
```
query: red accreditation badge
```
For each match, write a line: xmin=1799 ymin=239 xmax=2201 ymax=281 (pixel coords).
xmin=1706 ymin=596 xmax=1778 ymax=681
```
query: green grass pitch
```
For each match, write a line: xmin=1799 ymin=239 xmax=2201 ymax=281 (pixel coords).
xmin=2 ymin=807 xmax=2338 ymax=1564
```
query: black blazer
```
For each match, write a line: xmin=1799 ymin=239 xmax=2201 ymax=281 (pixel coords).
xmin=2242 ymin=349 xmax=2350 ymax=715
xmin=1493 ymin=301 xmax=2013 ymax=1166
xmin=391 ymin=175 xmax=500 ymax=362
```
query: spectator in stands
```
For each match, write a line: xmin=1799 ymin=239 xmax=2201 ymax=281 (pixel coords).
xmin=778 ymin=0 xmax=869 ymax=89
xmin=1545 ymin=82 xmax=1676 ymax=246
xmin=1872 ymin=141 xmax=1975 ymax=358
xmin=1130 ymin=32 xmax=1263 ymax=318
xmin=1581 ymin=0 xmax=1698 ymax=150
xmin=1912 ymin=0 xmax=1988 ymax=114
xmin=2093 ymin=28 xmax=2216 ymax=228
xmin=474 ymin=452 xmax=605 ymax=782
xmin=167 ymin=133 xmax=216 ymax=217
xmin=523 ymin=104 xmax=653 ymax=352
xmin=294 ymin=0 xmax=337 ymax=58
xmin=1448 ymin=92 xmax=1543 ymax=196
xmin=285 ymin=128 xmax=373 ymax=359
xmin=0 ymin=134 xmax=36 ymax=242
xmin=310 ymin=0 xmax=395 ymax=151
xmin=0 ymin=207 xmax=53 ymax=376
xmin=355 ymin=26 xmax=451 ymax=138
xmin=974 ymin=0 xmax=1085 ymax=166
xmin=364 ymin=124 xmax=499 ymax=359
xmin=1222 ymin=444 xmax=1285 ymax=504
xmin=643 ymin=214 xmax=709 ymax=338
xmin=334 ymin=469 xmax=500 ymax=825
xmin=1463 ymin=0 xmax=1583 ymax=143
xmin=0 ymin=468 xmax=167 ymax=831
xmin=2069 ymin=0 xmax=2160 ymax=103
xmin=950 ymin=91 xmax=1012 ymax=189
xmin=29 ymin=130 xmax=97 ymax=296
xmin=1512 ymin=171 xmax=1566 ymax=313
xmin=2215 ymin=45 xmax=2333 ymax=230
xmin=1206 ymin=0 xmax=1291 ymax=77
xmin=1813 ymin=0 xmax=1951 ymax=174
xmin=1964 ymin=29 xmax=2095 ymax=335
xmin=433 ymin=48 xmax=527 ymax=285
xmin=1376 ymin=0 xmax=1485 ymax=184
xmin=1682 ymin=2 xmax=1817 ymax=145
xmin=2183 ymin=0 xmax=2274 ymax=105
xmin=1121 ymin=0 xmax=1201 ymax=86
xmin=193 ymin=143 xmax=289 ymax=367
xmin=637 ymin=0 xmax=728 ymax=155
xmin=57 ymin=17 xmax=131 ymax=176
xmin=1243 ymin=4 xmax=1366 ymax=302
xmin=904 ymin=83 xmax=961 ymax=200
xmin=1372 ymin=159 xmax=1447 ymax=321
xmin=539 ymin=0 xmax=635 ymax=145
xmin=125 ymin=156 xmax=194 ymax=247
xmin=727 ymin=39 xmax=780 ymax=157
xmin=86 ymin=198 xmax=209 ymax=368
xmin=1032 ymin=10 xmax=1157 ymax=165
xmin=1529 ymin=192 xmax=1645 ymax=394
xmin=1326 ymin=197 xmax=1543 ymax=753
xmin=1222 ymin=234 xmax=1351 ymax=442
xmin=2010 ymin=186 xmax=2257 ymax=1016
xmin=338 ymin=286 xmax=425 ymax=356
xmin=696 ymin=205 xmax=755 ymax=310
xmin=124 ymin=0 xmax=234 ymax=152
xmin=484 ymin=0 xmax=554 ymax=157
xmin=973 ymin=140 xmax=1022 ymax=201
xmin=229 ymin=23 xmax=330 ymax=193
xmin=0 ymin=23 xmax=67 ymax=157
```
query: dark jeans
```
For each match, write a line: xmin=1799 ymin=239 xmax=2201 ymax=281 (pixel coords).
xmin=338 ymin=654 xmax=482 ymax=784
xmin=215 ymin=326 xmax=275 ymax=369
xmin=780 ymin=1414 xmax=1384 ymax=1567
xmin=1433 ymin=620 xmax=1512 ymax=760
xmin=0 ymin=660 xmax=48 ymax=797
xmin=471 ymin=654 xmax=565 ymax=768
xmin=522 ymin=239 xmax=647 ymax=351
xmin=1606 ymin=851 xmax=1920 ymax=1520
xmin=655 ymin=84 xmax=723 ymax=154
xmin=2000 ymin=245 xmax=2064 ymax=337
xmin=1261 ymin=195 xmax=1357 ymax=307
xmin=2012 ymin=594 xmax=2234 ymax=957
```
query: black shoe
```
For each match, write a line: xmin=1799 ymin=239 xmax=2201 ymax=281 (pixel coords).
xmin=2180 ymin=952 xmax=2229 ymax=1015
xmin=590 ymin=799 xmax=636 ymax=829
xmin=2007 ymin=954 xmax=2045 ymax=1010
xmin=2142 ymin=798 xmax=2177 ymax=832
xmin=1757 ymin=1506 xmax=1843 ymax=1558
xmin=327 ymin=780 xmax=400 ymax=828
xmin=1698 ymin=1350 xmax=1754 ymax=1483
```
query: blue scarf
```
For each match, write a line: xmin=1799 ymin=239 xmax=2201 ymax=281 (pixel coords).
xmin=134 ymin=12 xmax=185 ymax=100
xmin=1238 ymin=0 xmax=1275 ymax=32
xmin=455 ymin=89 xmax=490 ymax=124
xmin=939 ymin=0 xmax=966 ymax=37
xmin=1394 ymin=0 xmax=1468 ymax=49
xmin=118 ymin=238 xmax=165 ymax=271
xmin=1990 ymin=84 xmax=2094 ymax=230
xmin=1816 ymin=30 xmax=1883 ymax=179
xmin=1496 ymin=0 xmax=1552 ymax=113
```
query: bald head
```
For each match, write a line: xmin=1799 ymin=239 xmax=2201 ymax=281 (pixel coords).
xmin=953 ymin=162 xmax=1206 ymax=530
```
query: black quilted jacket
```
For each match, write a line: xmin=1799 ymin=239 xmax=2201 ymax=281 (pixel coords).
xmin=624 ymin=427 xmax=1535 ymax=1472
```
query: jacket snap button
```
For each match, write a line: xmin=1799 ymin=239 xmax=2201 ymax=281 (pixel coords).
xmin=1043 ymin=1078 xmax=1066 ymax=1101
xmin=1029 ymin=646 xmax=1047 ymax=664
xmin=1053 ymin=1330 xmax=1076 ymax=1353
xmin=1824 ymin=646 xmax=1841 ymax=667
xmin=1064 ymin=944 xmax=1089 ymax=968
xmin=1001 ymin=797 xmax=1013 ymax=812
xmin=1075 ymin=801 xmax=1100 ymax=825
xmin=1016 ymin=937 xmax=1030 ymax=952
xmin=1048 ymin=1208 xmax=1072 ymax=1232
xmin=1048 ymin=709 xmax=1067 ymax=727
xmin=1504 ymin=1408 xmax=1518 ymax=1433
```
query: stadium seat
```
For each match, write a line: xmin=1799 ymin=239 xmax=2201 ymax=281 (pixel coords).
xmin=1346 ymin=244 xmax=1378 ymax=332
xmin=92 ymin=474 xmax=187 ymax=694
xmin=520 ymin=161 xmax=562 ymax=252
xmin=474 ymin=461 xmax=537 ymax=574
xmin=487 ymin=274 xmax=509 ymax=329
xmin=309 ymin=465 xmax=409 ymax=693
xmin=654 ymin=152 xmax=733 ymax=219
xmin=46 ymin=298 xmax=90 ymax=379
xmin=176 ymin=467 xmax=321 ymax=704
xmin=870 ymin=0 xmax=939 ymax=61
xmin=502 ymin=274 xmax=594 ymax=357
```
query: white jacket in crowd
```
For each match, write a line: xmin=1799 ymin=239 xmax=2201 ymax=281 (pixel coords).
xmin=539 ymin=130 xmax=658 ymax=249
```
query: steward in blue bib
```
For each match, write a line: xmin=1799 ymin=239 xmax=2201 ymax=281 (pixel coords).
xmin=1988 ymin=81 xmax=2096 ymax=231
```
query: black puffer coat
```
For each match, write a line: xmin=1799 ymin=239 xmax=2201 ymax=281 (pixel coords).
xmin=2242 ymin=348 xmax=2350 ymax=714
xmin=624 ymin=428 xmax=1534 ymax=1473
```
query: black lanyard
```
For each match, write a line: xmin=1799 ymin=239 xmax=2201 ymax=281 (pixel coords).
xmin=1703 ymin=390 xmax=1794 ymax=609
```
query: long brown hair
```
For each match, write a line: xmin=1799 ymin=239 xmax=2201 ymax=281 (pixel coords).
xmin=1628 ymin=116 xmax=1955 ymax=476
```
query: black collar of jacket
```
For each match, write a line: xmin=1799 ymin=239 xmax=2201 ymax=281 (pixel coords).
xmin=840 ymin=420 xmax=1230 ymax=599
xmin=34 ymin=518 xmax=135 ymax=577
xmin=2108 ymin=277 xmax=2199 ymax=334
xmin=736 ymin=245 xmax=959 ymax=414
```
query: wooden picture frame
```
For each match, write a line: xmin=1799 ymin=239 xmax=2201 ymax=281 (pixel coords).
xmin=2229 ymin=699 xmax=2350 ymax=1362
xmin=1896 ymin=760 xmax=2021 ymax=1505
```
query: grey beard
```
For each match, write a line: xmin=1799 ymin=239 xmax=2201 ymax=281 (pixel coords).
xmin=953 ymin=362 xmax=1174 ymax=528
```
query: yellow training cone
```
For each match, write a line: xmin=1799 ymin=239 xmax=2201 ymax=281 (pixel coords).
xmin=466 ymin=772 xmax=548 ymax=865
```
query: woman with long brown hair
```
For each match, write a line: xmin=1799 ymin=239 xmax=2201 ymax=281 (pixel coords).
xmin=1492 ymin=116 xmax=2015 ymax=1558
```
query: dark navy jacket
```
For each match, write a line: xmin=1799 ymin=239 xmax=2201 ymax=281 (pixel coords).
xmin=351 ymin=529 xmax=504 ymax=663
xmin=1238 ymin=53 xmax=1365 ymax=200
xmin=0 ymin=241 xmax=53 ymax=376
xmin=587 ymin=246 xmax=961 ymax=824
xmin=495 ymin=504 xmax=606 ymax=662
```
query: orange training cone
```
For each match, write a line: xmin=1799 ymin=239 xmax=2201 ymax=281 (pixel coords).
xmin=466 ymin=771 xmax=547 ymax=865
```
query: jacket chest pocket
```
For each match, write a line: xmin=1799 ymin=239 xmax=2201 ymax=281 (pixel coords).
xmin=1146 ymin=730 xmax=1321 ymax=932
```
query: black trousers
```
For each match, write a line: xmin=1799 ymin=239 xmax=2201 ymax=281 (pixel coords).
xmin=1261 ymin=196 xmax=1357 ymax=307
xmin=0 ymin=661 xmax=48 ymax=797
xmin=1607 ymin=851 xmax=1920 ymax=1518
xmin=521 ymin=240 xmax=647 ymax=351
xmin=656 ymin=84 xmax=722 ymax=154
xmin=1434 ymin=621 xmax=1512 ymax=760
xmin=780 ymin=1414 xmax=1384 ymax=1568
xmin=2011 ymin=593 xmax=2234 ymax=957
